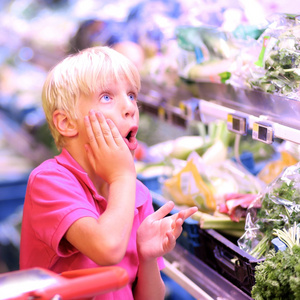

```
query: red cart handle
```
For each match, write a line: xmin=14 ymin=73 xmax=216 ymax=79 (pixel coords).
xmin=32 ymin=266 xmax=129 ymax=299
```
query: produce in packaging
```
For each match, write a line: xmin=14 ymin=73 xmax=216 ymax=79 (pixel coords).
xmin=252 ymin=224 xmax=300 ymax=300
xmin=218 ymin=192 xmax=259 ymax=222
xmin=163 ymin=150 xmax=262 ymax=216
xmin=235 ymin=14 xmax=300 ymax=99
xmin=163 ymin=155 xmax=216 ymax=210
xmin=238 ymin=162 xmax=300 ymax=259
xmin=175 ymin=25 xmax=240 ymax=83
xmin=258 ymin=150 xmax=298 ymax=184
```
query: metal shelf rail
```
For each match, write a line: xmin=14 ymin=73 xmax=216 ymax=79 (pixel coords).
xmin=139 ymin=80 xmax=300 ymax=145
xmin=163 ymin=244 xmax=252 ymax=300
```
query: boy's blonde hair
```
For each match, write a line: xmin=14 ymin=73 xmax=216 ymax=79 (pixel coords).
xmin=42 ymin=46 xmax=141 ymax=150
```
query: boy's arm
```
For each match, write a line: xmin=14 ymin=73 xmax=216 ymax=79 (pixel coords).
xmin=133 ymin=258 xmax=165 ymax=300
xmin=133 ymin=201 xmax=198 ymax=299
xmin=65 ymin=111 xmax=136 ymax=265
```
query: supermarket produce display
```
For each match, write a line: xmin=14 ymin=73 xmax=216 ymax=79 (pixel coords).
xmin=2 ymin=0 xmax=300 ymax=299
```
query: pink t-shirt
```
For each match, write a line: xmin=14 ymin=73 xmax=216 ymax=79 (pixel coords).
xmin=20 ymin=148 xmax=165 ymax=299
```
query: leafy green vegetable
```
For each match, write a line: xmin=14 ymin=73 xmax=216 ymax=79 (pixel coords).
xmin=250 ymin=16 xmax=300 ymax=98
xmin=242 ymin=163 xmax=300 ymax=258
xmin=252 ymin=226 xmax=300 ymax=299
xmin=257 ymin=181 xmax=300 ymax=234
xmin=252 ymin=246 xmax=300 ymax=300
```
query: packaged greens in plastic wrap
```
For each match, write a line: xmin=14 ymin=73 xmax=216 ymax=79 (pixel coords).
xmin=246 ymin=14 xmax=300 ymax=99
xmin=175 ymin=25 xmax=240 ymax=83
xmin=238 ymin=162 xmax=300 ymax=259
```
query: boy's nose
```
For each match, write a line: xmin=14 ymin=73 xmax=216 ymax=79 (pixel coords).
xmin=122 ymin=97 xmax=136 ymax=118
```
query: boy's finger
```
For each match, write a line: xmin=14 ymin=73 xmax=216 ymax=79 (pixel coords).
xmin=177 ymin=207 xmax=198 ymax=222
xmin=94 ymin=111 xmax=113 ymax=146
xmin=107 ymin=119 xmax=126 ymax=147
xmin=85 ymin=115 xmax=102 ymax=148
xmin=184 ymin=207 xmax=198 ymax=220
xmin=170 ymin=218 xmax=183 ymax=238
xmin=151 ymin=201 xmax=174 ymax=221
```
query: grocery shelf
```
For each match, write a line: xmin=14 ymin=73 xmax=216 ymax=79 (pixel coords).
xmin=139 ymin=79 xmax=300 ymax=299
xmin=139 ymin=80 xmax=300 ymax=145
xmin=188 ymin=82 xmax=300 ymax=129
xmin=198 ymin=100 xmax=300 ymax=144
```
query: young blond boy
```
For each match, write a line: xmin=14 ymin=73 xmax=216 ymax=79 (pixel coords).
xmin=20 ymin=46 xmax=197 ymax=299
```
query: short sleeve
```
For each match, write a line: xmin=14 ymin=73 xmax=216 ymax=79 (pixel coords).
xmin=27 ymin=165 xmax=99 ymax=256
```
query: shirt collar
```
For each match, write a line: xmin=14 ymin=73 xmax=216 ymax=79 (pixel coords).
xmin=55 ymin=149 xmax=146 ymax=208
xmin=55 ymin=148 xmax=99 ymax=198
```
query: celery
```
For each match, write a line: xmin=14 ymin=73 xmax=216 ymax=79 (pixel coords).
xmin=249 ymin=235 xmax=270 ymax=259
xmin=218 ymin=229 xmax=245 ymax=238
xmin=192 ymin=211 xmax=245 ymax=230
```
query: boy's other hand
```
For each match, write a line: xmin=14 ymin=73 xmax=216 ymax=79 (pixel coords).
xmin=136 ymin=201 xmax=198 ymax=262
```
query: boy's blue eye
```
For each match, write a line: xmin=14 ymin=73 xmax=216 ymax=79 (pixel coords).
xmin=128 ymin=94 xmax=136 ymax=101
xmin=101 ymin=95 xmax=111 ymax=103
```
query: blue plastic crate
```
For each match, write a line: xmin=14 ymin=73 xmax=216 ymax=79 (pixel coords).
xmin=137 ymin=174 xmax=167 ymax=191
xmin=0 ymin=175 xmax=28 ymax=221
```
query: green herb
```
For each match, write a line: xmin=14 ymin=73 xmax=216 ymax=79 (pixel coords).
xmin=252 ymin=246 xmax=300 ymax=299
xmin=250 ymin=24 xmax=300 ymax=97
xmin=249 ymin=173 xmax=300 ymax=258
xmin=252 ymin=226 xmax=300 ymax=299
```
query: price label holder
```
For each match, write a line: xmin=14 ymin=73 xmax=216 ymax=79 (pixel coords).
xmin=252 ymin=122 xmax=274 ymax=144
xmin=227 ymin=114 xmax=248 ymax=135
xmin=179 ymin=99 xmax=200 ymax=121
xmin=158 ymin=106 xmax=169 ymax=121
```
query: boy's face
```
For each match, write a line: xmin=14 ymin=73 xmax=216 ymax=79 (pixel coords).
xmin=77 ymin=76 xmax=140 ymax=156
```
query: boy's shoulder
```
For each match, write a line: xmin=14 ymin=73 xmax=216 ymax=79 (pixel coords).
xmin=29 ymin=156 xmax=76 ymax=181
xmin=31 ymin=157 xmax=63 ymax=173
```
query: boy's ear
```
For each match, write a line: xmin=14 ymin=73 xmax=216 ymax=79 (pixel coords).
xmin=53 ymin=110 xmax=78 ymax=137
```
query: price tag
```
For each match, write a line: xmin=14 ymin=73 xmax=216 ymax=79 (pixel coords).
xmin=227 ymin=114 xmax=248 ymax=135
xmin=158 ymin=106 xmax=168 ymax=121
xmin=179 ymin=100 xmax=200 ymax=120
xmin=179 ymin=102 xmax=187 ymax=114
xmin=252 ymin=122 xmax=274 ymax=144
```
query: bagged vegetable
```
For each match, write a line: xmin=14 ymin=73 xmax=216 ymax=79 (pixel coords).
xmin=162 ymin=150 xmax=262 ymax=214
xmin=175 ymin=25 xmax=240 ymax=83
xmin=251 ymin=224 xmax=300 ymax=300
xmin=238 ymin=162 xmax=300 ymax=259
xmin=258 ymin=150 xmax=298 ymax=184
xmin=245 ymin=14 xmax=300 ymax=99
xmin=162 ymin=152 xmax=216 ymax=211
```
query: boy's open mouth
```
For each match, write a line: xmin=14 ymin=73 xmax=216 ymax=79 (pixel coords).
xmin=126 ymin=131 xmax=133 ymax=141
xmin=124 ymin=126 xmax=138 ymax=151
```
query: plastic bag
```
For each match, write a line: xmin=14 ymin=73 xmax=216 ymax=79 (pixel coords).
xmin=175 ymin=25 xmax=240 ymax=83
xmin=162 ymin=152 xmax=216 ymax=211
xmin=162 ymin=151 xmax=263 ymax=213
xmin=238 ymin=162 xmax=300 ymax=258
xmin=244 ymin=14 xmax=300 ymax=99
xmin=258 ymin=150 xmax=298 ymax=184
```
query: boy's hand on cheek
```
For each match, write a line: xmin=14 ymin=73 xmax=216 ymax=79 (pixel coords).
xmin=136 ymin=202 xmax=198 ymax=262
xmin=84 ymin=110 xmax=136 ymax=184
